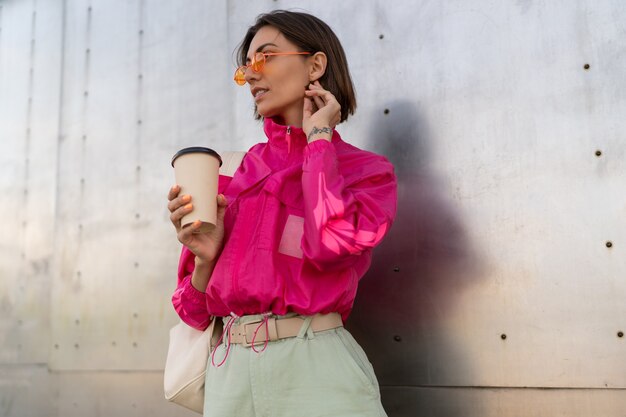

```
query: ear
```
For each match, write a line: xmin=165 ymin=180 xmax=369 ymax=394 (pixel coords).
xmin=308 ymin=52 xmax=327 ymax=82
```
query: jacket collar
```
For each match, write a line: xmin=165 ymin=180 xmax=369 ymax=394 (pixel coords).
xmin=263 ymin=117 xmax=340 ymax=154
xmin=225 ymin=118 xmax=341 ymax=200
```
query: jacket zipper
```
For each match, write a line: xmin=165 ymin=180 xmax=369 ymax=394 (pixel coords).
xmin=286 ymin=126 xmax=291 ymax=155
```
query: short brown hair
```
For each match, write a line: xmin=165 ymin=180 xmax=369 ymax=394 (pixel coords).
xmin=235 ymin=10 xmax=357 ymax=124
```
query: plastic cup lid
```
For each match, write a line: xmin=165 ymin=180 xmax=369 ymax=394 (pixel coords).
xmin=171 ymin=147 xmax=223 ymax=167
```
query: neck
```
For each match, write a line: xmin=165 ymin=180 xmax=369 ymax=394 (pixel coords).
xmin=272 ymin=104 xmax=303 ymax=128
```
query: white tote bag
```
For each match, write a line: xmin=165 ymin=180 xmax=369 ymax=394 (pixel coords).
xmin=163 ymin=318 xmax=217 ymax=413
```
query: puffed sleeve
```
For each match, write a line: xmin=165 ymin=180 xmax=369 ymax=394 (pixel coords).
xmin=300 ymin=139 xmax=398 ymax=272
xmin=171 ymin=174 xmax=232 ymax=330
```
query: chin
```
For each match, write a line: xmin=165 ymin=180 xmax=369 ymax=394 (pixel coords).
xmin=256 ymin=104 xmax=279 ymax=119
xmin=255 ymin=102 xmax=268 ymax=115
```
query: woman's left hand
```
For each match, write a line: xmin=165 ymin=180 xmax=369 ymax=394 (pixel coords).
xmin=302 ymin=80 xmax=341 ymax=143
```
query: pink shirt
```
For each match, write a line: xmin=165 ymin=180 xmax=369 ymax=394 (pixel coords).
xmin=172 ymin=117 xmax=398 ymax=330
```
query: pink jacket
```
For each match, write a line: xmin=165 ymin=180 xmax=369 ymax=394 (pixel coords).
xmin=172 ymin=117 xmax=398 ymax=330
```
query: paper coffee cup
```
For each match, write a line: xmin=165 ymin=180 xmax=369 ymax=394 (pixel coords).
xmin=171 ymin=147 xmax=222 ymax=233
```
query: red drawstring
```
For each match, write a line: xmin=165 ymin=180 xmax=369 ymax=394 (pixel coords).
xmin=211 ymin=312 xmax=239 ymax=367
xmin=251 ymin=312 xmax=272 ymax=354
xmin=210 ymin=312 xmax=273 ymax=366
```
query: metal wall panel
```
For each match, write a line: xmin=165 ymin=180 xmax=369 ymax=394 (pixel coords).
xmin=0 ymin=0 xmax=61 ymax=365
xmin=49 ymin=0 xmax=231 ymax=371
xmin=1 ymin=0 xmax=625 ymax=416
xmin=380 ymin=386 xmax=626 ymax=417
xmin=0 ymin=365 xmax=197 ymax=417
xmin=344 ymin=0 xmax=626 ymax=389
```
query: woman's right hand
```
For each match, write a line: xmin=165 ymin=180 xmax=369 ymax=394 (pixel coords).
xmin=167 ymin=185 xmax=229 ymax=262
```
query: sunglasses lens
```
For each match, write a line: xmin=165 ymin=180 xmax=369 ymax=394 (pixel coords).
xmin=251 ymin=52 xmax=265 ymax=72
xmin=234 ymin=67 xmax=246 ymax=85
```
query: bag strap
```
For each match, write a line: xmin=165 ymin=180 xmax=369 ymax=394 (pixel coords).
xmin=219 ymin=151 xmax=247 ymax=177
xmin=209 ymin=317 xmax=224 ymax=350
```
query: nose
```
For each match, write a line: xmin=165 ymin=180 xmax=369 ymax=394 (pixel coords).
xmin=244 ymin=65 xmax=261 ymax=84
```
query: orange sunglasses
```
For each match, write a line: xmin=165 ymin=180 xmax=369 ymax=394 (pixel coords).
xmin=234 ymin=51 xmax=312 ymax=85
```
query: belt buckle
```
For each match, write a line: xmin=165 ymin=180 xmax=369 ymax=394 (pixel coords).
xmin=241 ymin=317 xmax=277 ymax=348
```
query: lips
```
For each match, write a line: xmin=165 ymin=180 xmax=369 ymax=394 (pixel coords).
xmin=251 ymin=87 xmax=269 ymax=101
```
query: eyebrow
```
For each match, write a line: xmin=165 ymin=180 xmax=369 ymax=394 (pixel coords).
xmin=246 ymin=43 xmax=278 ymax=62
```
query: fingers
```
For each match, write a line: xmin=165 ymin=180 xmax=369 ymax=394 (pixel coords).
xmin=311 ymin=93 xmax=325 ymax=110
xmin=178 ymin=220 xmax=202 ymax=244
xmin=217 ymin=194 xmax=228 ymax=206
xmin=305 ymin=83 xmax=339 ymax=111
xmin=168 ymin=185 xmax=191 ymax=231
xmin=303 ymin=96 xmax=313 ymax=119
xmin=216 ymin=196 xmax=227 ymax=222
xmin=168 ymin=190 xmax=191 ymax=212
xmin=168 ymin=185 xmax=180 ymax=201
xmin=169 ymin=201 xmax=193 ymax=230
xmin=304 ymin=86 xmax=341 ymax=124
xmin=305 ymin=88 xmax=335 ymax=105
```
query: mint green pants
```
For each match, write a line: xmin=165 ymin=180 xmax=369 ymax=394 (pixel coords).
xmin=203 ymin=312 xmax=388 ymax=417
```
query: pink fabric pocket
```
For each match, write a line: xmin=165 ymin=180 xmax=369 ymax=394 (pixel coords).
xmin=278 ymin=214 xmax=304 ymax=259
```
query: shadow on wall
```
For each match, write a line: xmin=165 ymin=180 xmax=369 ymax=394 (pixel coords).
xmin=346 ymin=100 xmax=488 ymax=417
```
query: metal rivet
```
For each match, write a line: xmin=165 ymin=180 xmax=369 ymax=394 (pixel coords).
xmin=393 ymin=335 xmax=402 ymax=342
xmin=583 ymin=63 xmax=590 ymax=70
xmin=595 ymin=150 xmax=602 ymax=157
xmin=606 ymin=241 xmax=613 ymax=248
xmin=384 ymin=108 xmax=390 ymax=115
xmin=618 ymin=331 xmax=624 ymax=338
xmin=501 ymin=334 xmax=507 ymax=340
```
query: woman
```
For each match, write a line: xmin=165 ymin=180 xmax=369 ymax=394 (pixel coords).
xmin=167 ymin=10 xmax=397 ymax=417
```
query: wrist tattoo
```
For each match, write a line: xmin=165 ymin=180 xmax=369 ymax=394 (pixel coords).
xmin=307 ymin=126 xmax=332 ymax=142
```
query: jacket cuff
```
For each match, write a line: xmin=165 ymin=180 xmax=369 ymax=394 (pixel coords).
xmin=303 ymin=138 xmax=335 ymax=172
xmin=183 ymin=275 xmax=207 ymax=303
